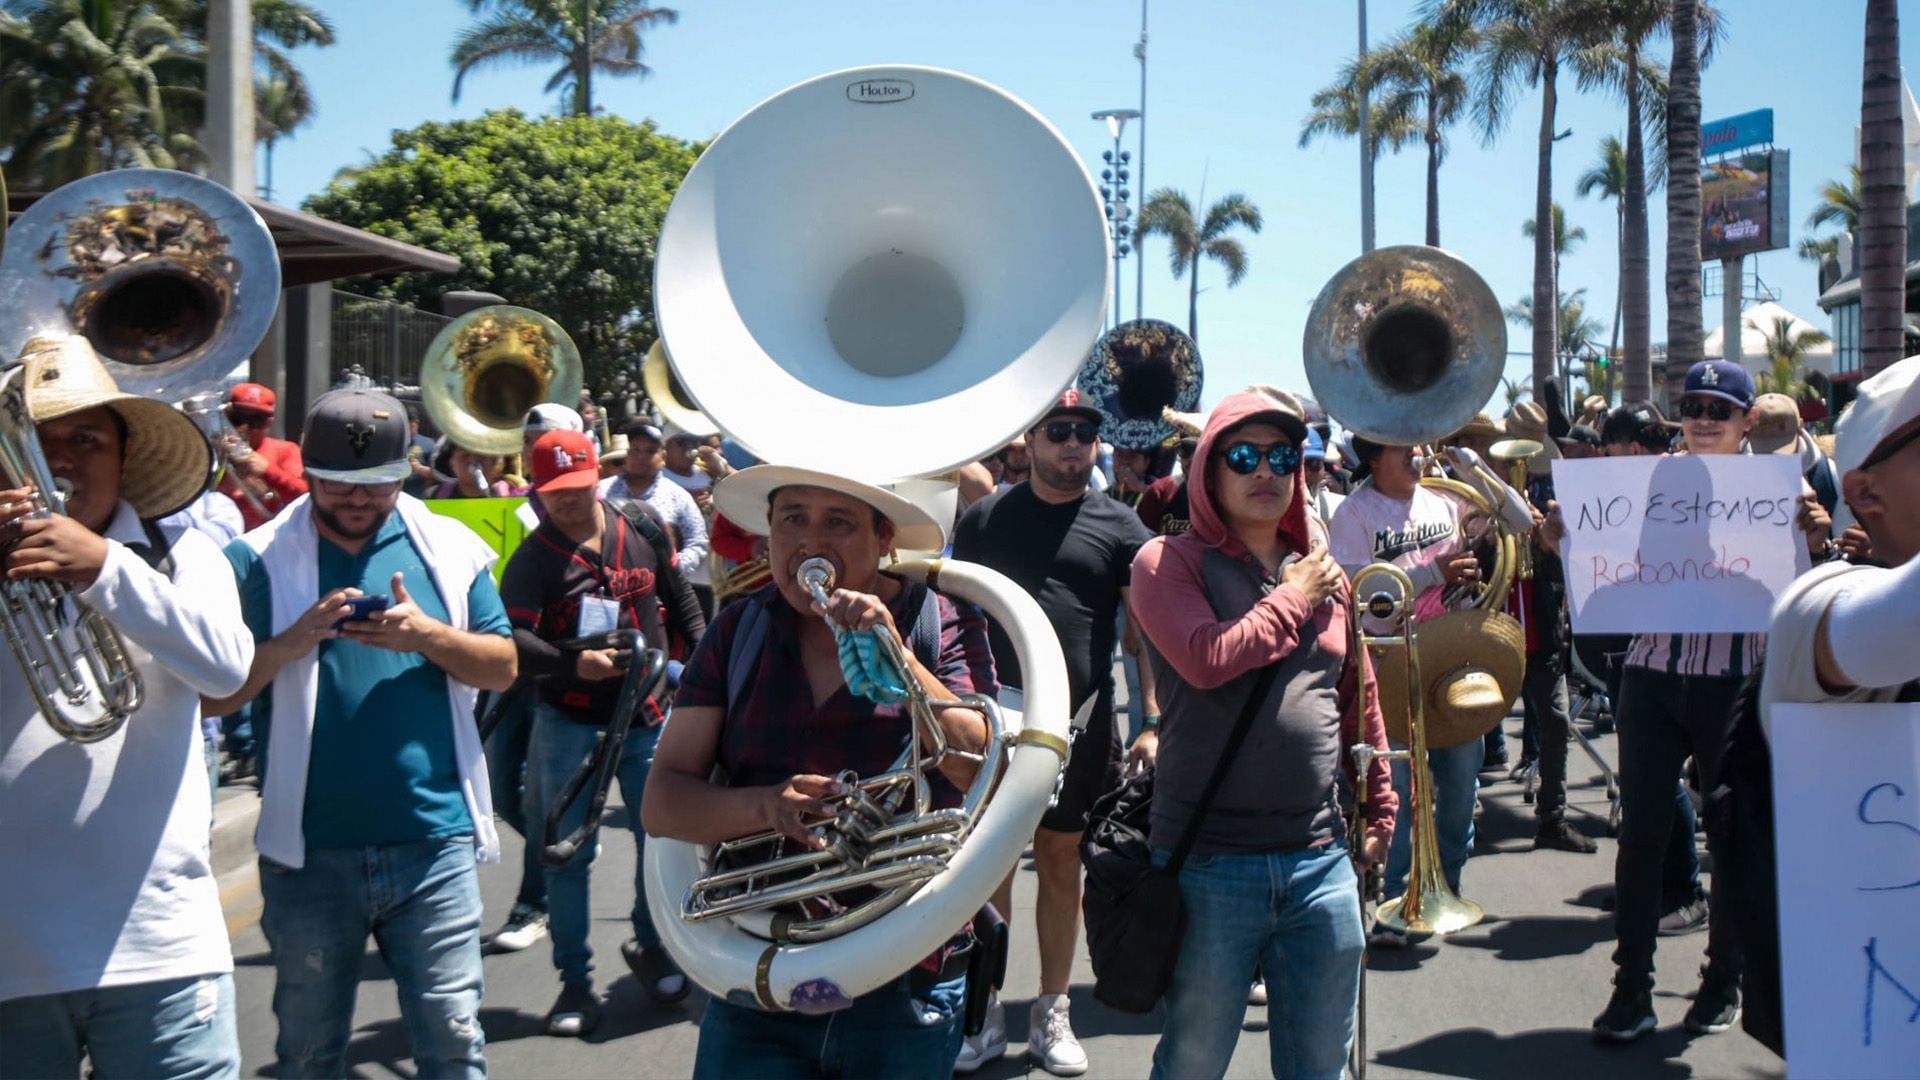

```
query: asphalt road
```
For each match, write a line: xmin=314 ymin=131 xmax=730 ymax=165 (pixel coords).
xmin=222 ymin=706 xmax=1784 ymax=1080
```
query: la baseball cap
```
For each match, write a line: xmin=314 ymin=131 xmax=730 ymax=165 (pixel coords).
xmin=227 ymin=382 xmax=276 ymax=414
xmin=1683 ymin=359 xmax=1756 ymax=409
xmin=530 ymin=429 xmax=600 ymax=492
xmin=302 ymin=389 xmax=412 ymax=484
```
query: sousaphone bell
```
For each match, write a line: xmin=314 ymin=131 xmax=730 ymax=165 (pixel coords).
xmin=420 ymin=305 xmax=584 ymax=457
xmin=1076 ymin=318 xmax=1202 ymax=450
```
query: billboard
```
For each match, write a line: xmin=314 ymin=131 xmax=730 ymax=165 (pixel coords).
xmin=1702 ymin=148 xmax=1790 ymax=261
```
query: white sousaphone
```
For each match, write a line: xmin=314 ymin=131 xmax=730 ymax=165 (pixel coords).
xmin=643 ymin=65 xmax=1109 ymax=1012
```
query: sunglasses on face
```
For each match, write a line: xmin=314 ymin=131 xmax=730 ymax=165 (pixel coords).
xmin=1043 ymin=421 xmax=1098 ymax=445
xmin=1678 ymin=398 xmax=1738 ymax=422
xmin=1221 ymin=440 xmax=1303 ymax=476
xmin=313 ymin=479 xmax=401 ymax=497
xmin=228 ymin=409 xmax=270 ymax=427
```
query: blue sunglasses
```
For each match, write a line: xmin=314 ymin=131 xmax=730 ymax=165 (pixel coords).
xmin=1221 ymin=440 xmax=1303 ymax=476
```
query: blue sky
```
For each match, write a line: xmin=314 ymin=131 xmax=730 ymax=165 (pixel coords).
xmin=271 ymin=1 xmax=1919 ymax=410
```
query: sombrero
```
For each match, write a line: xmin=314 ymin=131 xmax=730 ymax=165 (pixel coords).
xmin=20 ymin=335 xmax=213 ymax=520
xmin=1376 ymin=609 xmax=1526 ymax=750
xmin=712 ymin=464 xmax=949 ymax=556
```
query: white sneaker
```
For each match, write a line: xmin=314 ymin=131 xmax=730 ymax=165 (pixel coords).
xmin=953 ymin=995 xmax=1006 ymax=1074
xmin=1247 ymin=978 xmax=1268 ymax=1006
xmin=1028 ymin=994 xmax=1088 ymax=1076
xmin=485 ymin=902 xmax=549 ymax=953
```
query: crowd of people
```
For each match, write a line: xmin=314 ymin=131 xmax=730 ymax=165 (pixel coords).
xmin=3 ymin=324 xmax=1919 ymax=1080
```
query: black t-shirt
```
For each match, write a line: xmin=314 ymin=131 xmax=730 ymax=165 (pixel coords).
xmin=951 ymin=482 xmax=1151 ymax=710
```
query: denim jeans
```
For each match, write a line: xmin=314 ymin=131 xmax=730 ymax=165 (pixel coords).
xmin=482 ymin=685 xmax=547 ymax=913
xmin=526 ymin=702 xmax=663 ymax=988
xmin=258 ymin=837 xmax=486 ymax=1078
xmin=0 ymin=973 xmax=238 ymax=1080
xmin=692 ymin=973 xmax=965 ymax=1079
xmin=1383 ymin=738 xmax=1480 ymax=901
xmin=1611 ymin=667 xmax=1744 ymax=994
xmin=1149 ymin=844 xmax=1362 ymax=1080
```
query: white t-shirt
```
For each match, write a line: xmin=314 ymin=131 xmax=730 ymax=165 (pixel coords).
xmin=662 ymin=465 xmax=711 ymax=495
xmin=1329 ymin=482 xmax=1469 ymax=621
xmin=0 ymin=504 xmax=253 ymax=1002
xmin=1760 ymin=561 xmax=1908 ymax=741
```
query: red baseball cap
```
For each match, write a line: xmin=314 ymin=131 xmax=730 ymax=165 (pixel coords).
xmin=227 ymin=383 xmax=276 ymax=413
xmin=531 ymin=430 xmax=600 ymax=492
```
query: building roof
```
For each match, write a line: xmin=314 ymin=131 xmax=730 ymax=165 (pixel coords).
xmin=5 ymin=188 xmax=460 ymax=288
xmin=1706 ymin=300 xmax=1834 ymax=368
xmin=1817 ymin=200 xmax=1920 ymax=311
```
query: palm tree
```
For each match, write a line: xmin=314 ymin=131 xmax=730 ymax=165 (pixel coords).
xmin=1501 ymin=375 xmax=1533 ymax=408
xmin=0 ymin=0 xmax=205 ymax=187
xmin=1444 ymin=0 xmax=1610 ymax=391
xmin=1577 ymin=135 xmax=1629 ymax=359
xmin=1365 ymin=18 xmax=1477 ymax=246
xmin=1134 ymin=188 xmax=1263 ymax=342
xmin=1797 ymin=235 xmax=1840 ymax=265
xmin=1506 ymin=288 xmax=1605 ymax=412
xmin=1300 ymin=54 xmax=1422 ymax=247
xmin=1859 ymin=0 xmax=1903 ymax=376
xmin=255 ymin=71 xmax=313 ymax=201
xmin=1807 ymin=165 xmax=1864 ymax=233
xmin=1578 ymin=355 xmax=1620 ymax=402
xmin=1747 ymin=314 xmax=1829 ymax=399
xmin=450 ymin=0 xmax=680 ymax=117
xmin=1665 ymin=0 xmax=1706 ymax=379
xmin=1523 ymin=202 xmax=1587 ymax=280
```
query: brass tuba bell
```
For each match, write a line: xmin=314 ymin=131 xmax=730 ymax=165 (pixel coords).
xmin=640 ymin=339 xmax=718 ymax=438
xmin=420 ymin=305 xmax=583 ymax=456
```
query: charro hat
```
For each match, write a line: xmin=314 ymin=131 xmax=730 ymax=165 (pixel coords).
xmin=302 ymin=389 xmax=412 ymax=484
xmin=712 ymin=465 xmax=949 ymax=556
xmin=1376 ymin=608 xmax=1527 ymax=750
xmin=20 ymin=335 xmax=213 ymax=520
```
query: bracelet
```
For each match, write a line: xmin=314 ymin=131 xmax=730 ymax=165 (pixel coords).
xmin=1141 ymin=713 xmax=1161 ymax=730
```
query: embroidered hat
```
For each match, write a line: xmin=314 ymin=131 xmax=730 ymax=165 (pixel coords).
xmin=530 ymin=429 xmax=600 ymax=492
xmin=302 ymin=389 xmax=412 ymax=484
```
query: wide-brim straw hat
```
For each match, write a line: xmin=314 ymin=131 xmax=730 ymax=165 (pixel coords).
xmin=21 ymin=335 xmax=212 ymax=520
xmin=1377 ymin=609 xmax=1526 ymax=750
xmin=712 ymin=464 xmax=949 ymax=557
xmin=1447 ymin=412 xmax=1505 ymax=441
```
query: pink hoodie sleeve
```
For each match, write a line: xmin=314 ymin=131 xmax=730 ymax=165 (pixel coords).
xmin=1130 ymin=536 xmax=1320 ymax=691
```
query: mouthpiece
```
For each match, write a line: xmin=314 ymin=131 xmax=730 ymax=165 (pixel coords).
xmin=797 ymin=557 xmax=836 ymax=593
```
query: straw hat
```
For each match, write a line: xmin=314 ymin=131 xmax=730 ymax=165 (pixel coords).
xmin=20 ymin=335 xmax=212 ymax=520
xmin=1448 ymin=412 xmax=1504 ymax=441
xmin=712 ymin=464 xmax=949 ymax=555
xmin=1504 ymin=400 xmax=1561 ymax=474
xmin=1377 ymin=609 xmax=1526 ymax=750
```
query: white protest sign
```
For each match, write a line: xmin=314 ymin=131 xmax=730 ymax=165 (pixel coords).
xmin=1551 ymin=455 xmax=1810 ymax=633
xmin=1771 ymin=703 xmax=1920 ymax=1079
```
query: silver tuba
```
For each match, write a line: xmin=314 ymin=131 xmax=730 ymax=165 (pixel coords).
xmin=644 ymin=65 xmax=1106 ymax=1011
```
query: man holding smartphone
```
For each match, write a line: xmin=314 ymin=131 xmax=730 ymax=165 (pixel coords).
xmin=208 ymin=389 xmax=517 ymax=1078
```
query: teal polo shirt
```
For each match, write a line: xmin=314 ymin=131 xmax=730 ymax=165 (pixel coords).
xmin=227 ymin=515 xmax=512 ymax=849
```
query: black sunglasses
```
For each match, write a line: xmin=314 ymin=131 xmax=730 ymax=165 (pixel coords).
xmin=1221 ymin=440 xmax=1303 ymax=476
xmin=1678 ymin=398 xmax=1739 ymax=422
xmin=1043 ymin=420 xmax=1098 ymax=445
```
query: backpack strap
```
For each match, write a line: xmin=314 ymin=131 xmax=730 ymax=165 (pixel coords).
xmin=128 ymin=517 xmax=178 ymax=579
xmin=725 ymin=597 xmax=771 ymax=715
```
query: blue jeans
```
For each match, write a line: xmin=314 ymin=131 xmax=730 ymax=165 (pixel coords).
xmin=0 ymin=973 xmax=238 ymax=1080
xmin=692 ymin=973 xmax=965 ymax=1079
xmin=526 ymin=702 xmax=663 ymax=987
xmin=1383 ymin=738 xmax=1480 ymax=901
xmin=258 ymin=837 xmax=486 ymax=1078
xmin=482 ymin=686 xmax=546 ymax=912
xmin=1149 ymin=844 xmax=1363 ymax=1080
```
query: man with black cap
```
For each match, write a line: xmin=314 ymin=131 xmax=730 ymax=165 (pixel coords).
xmin=0 ymin=336 xmax=254 ymax=1080
xmin=951 ymin=390 xmax=1155 ymax=1075
xmin=207 ymin=388 xmax=518 ymax=1078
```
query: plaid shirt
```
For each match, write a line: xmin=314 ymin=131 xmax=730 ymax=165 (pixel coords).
xmin=675 ymin=579 xmax=999 ymax=794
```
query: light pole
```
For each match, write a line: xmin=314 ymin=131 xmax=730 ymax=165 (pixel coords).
xmin=1134 ymin=0 xmax=1148 ymax=321
xmin=1093 ymin=109 xmax=1141 ymax=329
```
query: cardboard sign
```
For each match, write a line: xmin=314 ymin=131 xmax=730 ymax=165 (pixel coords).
xmin=1551 ymin=455 xmax=1810 ymax=633
xmin=1771 ymin=703 xmax=1920 ymax=1079
xmin=425 ymin=497 xmax=531 ymax=582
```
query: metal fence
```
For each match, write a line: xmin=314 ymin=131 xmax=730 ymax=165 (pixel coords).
xmin=328 ymin=290 xmax=450 ymax=391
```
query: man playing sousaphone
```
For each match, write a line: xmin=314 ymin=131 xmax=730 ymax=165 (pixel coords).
xmin=642 ymin=464 xmax=997 ymax=1078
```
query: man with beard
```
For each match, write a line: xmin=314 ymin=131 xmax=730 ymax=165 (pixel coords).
xmin=208 ymin=389 xmax=518 ymax=1077
xmin=950 ymin=391 xmax=1155 ymax=1075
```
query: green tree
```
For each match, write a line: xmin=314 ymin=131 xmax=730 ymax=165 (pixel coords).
xmin=304 ymin=110 xmax=702 ymax=388
xmin=1134 ymin=188 xmax=1263 ymax=342
xmin=1748 ymin=314 xmax=1830 ymax=399
xmin=1522 ymin=201 xmax=1586 ymax=279
xmin=255 ymin=70 xmax=312 ymax=201
xmin=1506 ymin=287 xmax=1605 ymax=412
xmin=1299 ymin=54 xmax=1421 ymax=246
xmin=1576 ymin=135 xmax=1628 ymax=358
xmin=1501 ymin=374 xmax=1532 ymax=408
xmin=450 ymin=0 xmax=679 ymax=117
xmin=1797 ymin=234 xmax=1840 ymax=265
xmin=1807 ymin=165 xmax=1864 ymax=233
xmin=1441 ymin=0 xmax=1610 ymax=390
xmin=1365 ymin=17 xmax=1477 ymax=246
xmin=0 ymin=0 xmax=204 ymax=186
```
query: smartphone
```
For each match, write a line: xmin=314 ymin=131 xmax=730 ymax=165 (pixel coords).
xmin=334 ymin=594 xmax=391 ymax=629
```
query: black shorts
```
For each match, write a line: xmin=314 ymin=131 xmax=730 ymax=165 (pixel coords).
xmin=1039 ymin=703 xmax=1122 ymax=834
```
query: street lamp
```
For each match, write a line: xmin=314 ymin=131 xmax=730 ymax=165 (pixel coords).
xmin=1092 ymin=108 xmax=1141 ymax=329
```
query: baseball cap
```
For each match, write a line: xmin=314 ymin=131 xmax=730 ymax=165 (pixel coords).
xmin=227 ymin=382 xmax=276 ymax=414
xmin=530 ymin=429 xmax=601 ymax=492
xmin=1749 ymin=393 xmax=1803 ymax=455
xmin=523 ymin=402 xmax=584 ymax=435
xmin=623 ymin=420 xmax=665 ymax=445
xmin=1303 ymin=428 xmax=1327 ymax=461
xmin=1832 ymin=354 xmax=1920 ymax=530
xmin=1683 ymin=360 xmax=1756 ymax=409
xmin=302 ymin=389 xmax=413 ymax=484
xmin=1039 ymin=388 xmax=1104 ymax=428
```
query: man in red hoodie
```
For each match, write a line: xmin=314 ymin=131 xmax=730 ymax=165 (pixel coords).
xmin=1129 ymin=389 xmax=1396 ymax=1080
xmin=219 ymin=383 xmax=306 ymax=531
